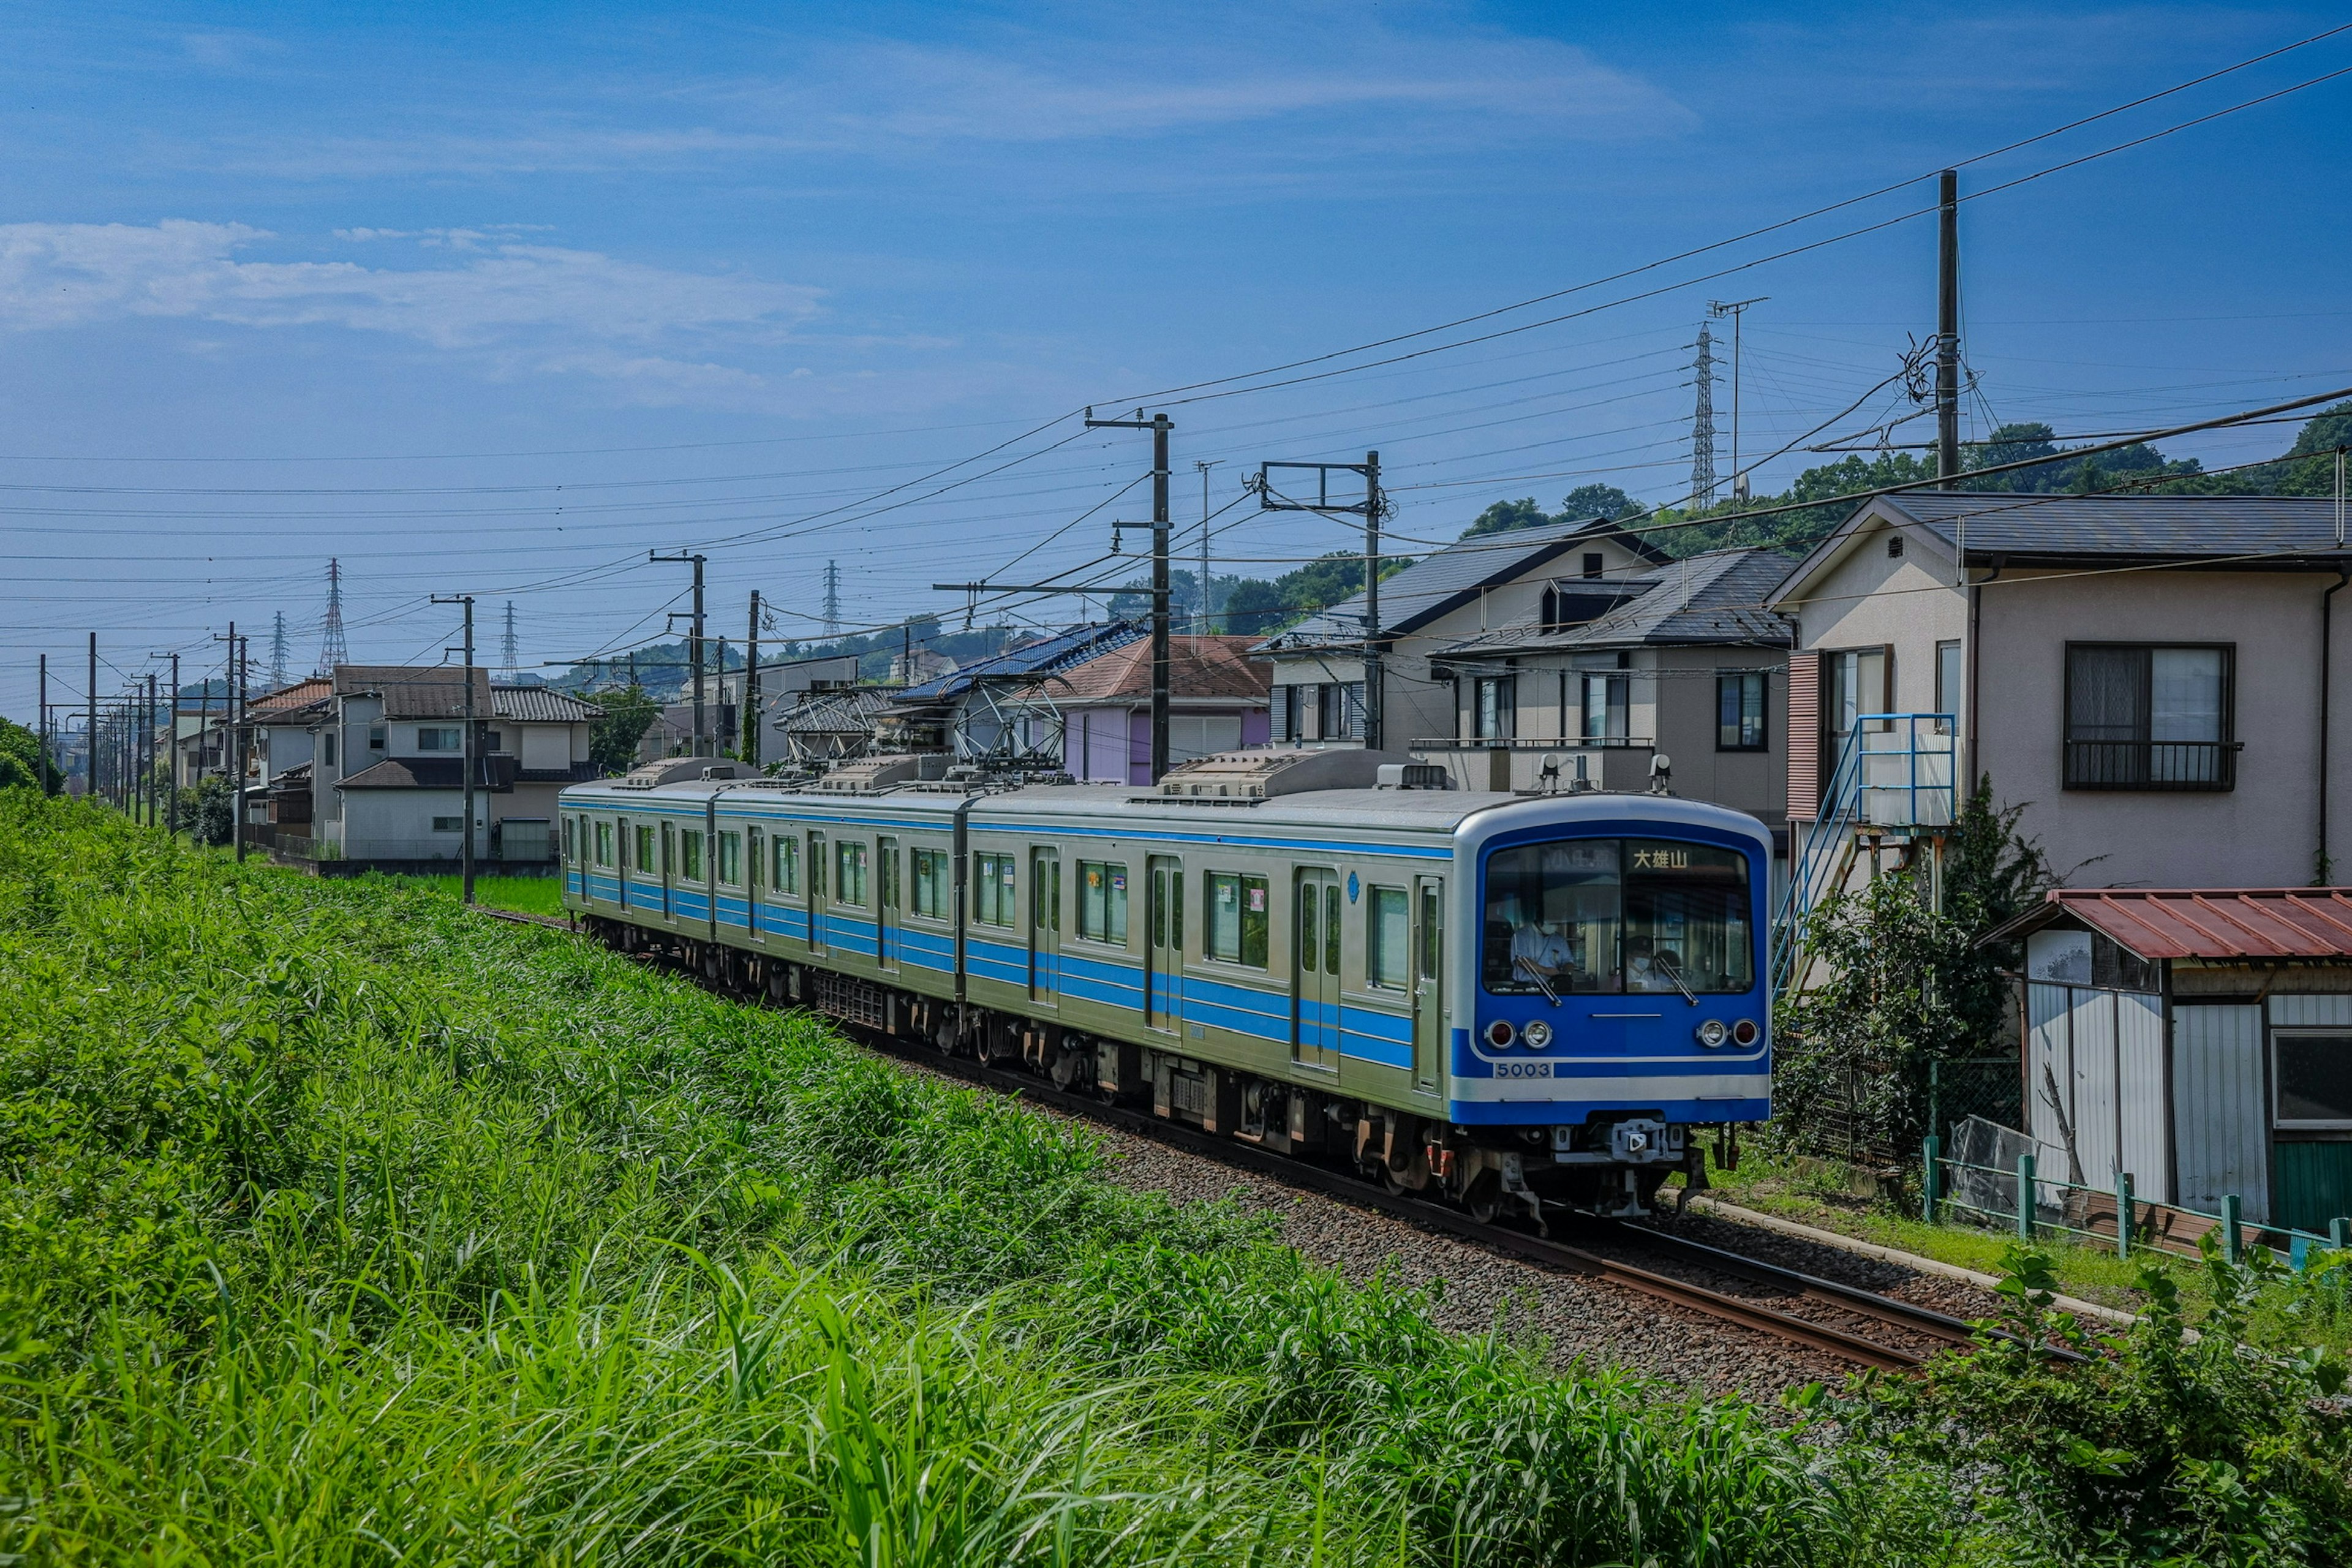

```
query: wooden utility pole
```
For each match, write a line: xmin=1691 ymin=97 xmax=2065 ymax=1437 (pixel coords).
xmin=1937 ymin=168 xmax=1961 ymax=488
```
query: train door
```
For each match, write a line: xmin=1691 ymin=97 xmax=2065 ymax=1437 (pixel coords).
xmin=807 ymin=829 xmax=828 ymax=957
xmin=1293 ymin=869 xmax=1340 ymax=1070
xmin=1412 ymin=875 xmax=1445 ymax=1092
xmin=876 ymin=835 xmax=900 ymax=970
xmin=660 ymin=821 xmax=675 ymax=920
xmin=746 ymin=825 xmax=764 ymax=941
xmin=1028 ymin=846 xmax=1060 ymax=1004
xmin=1147 ymin=854 xmax=1183 ymax=1030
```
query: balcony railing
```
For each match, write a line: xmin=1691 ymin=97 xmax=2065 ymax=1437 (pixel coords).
xmin=2063 ymin=739 xmax=2240 ymax=792
xmin=1410 ymin=735 xmax=1654 ymax=751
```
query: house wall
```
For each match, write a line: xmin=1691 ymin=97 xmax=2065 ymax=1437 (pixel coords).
xmin=1975 ymin=566 xmax=2350 ymax=889
xmin=337 ymin=787 xmax=483 ymax=860
xmin=516 ymin=723 xmax=575 ymax=771
xmin=1785 ymin=519 xmax=1969 ymax=714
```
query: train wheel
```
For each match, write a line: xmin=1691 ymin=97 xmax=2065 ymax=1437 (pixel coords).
xmin=1462 ymin=1171 xmax=1502 ymax=1225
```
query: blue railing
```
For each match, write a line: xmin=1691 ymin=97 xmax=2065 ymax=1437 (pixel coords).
xmin=1771 ymin=714 xmax=1956 ymax=992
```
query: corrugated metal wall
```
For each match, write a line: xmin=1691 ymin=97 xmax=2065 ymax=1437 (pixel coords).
xmin=2173 ymin=1003 xmax=2269 ymax=1223
xmin=2271 ymin=994 xmax=2352 ymax=1028
xmin=2027 ymin=983 xmax=2168 ymax=1197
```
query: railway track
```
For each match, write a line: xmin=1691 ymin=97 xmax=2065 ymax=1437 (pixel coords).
xmin=470 ymin=903 xmax=2030 ymax=1373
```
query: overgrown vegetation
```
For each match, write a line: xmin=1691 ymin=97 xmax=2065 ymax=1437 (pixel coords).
xmin=4 ymin=793 xmax=2346 ymax=1564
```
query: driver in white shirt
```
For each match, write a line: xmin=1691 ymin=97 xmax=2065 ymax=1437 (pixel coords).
xmin=1510 ymin=918 xmax=1575 ymax=989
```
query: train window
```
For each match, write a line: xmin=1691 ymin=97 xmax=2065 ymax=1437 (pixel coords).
xmin=913 ymin=847 xmax=952 ymax=918
xmin=772 ymin=835 xmax=799 ymax=894
xmin=635 ymin=824 xmax=657 ymax=873
xmin=562 ymin=816 xmax=575 ymax=861
xmin=718 ymin=831 xmax=742 ymax=886
xmin=679 ymin=829 xmax=704 ymax=883
xmin=1077 ymin=861 xmax=1128 ymax=943
xmin=973 ymin=852 xmax=1016 ymax=926
xmin=835 ymin=841 xmax=869 ymax=907
xmin=595 ymin=820 xmax=613 ymax=867
xmin=1298 ymin=883 xmax=1318 ymax=972
xmin=880 ymin=841 xmax=900 ymax=910
xmin=1325 ymin=883 xmax=1341 ymax=976
xmin=1482 ymin=839 xmax=1751 ymax=995
xmin=1205 ymin=872 xmax=1268 ymax=968
xmin=1366 ymin=887 xmax=1409 ymax=989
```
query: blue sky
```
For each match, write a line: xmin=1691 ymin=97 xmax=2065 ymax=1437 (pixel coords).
xmin=5 ymin=2 xmax=2350 ymax=716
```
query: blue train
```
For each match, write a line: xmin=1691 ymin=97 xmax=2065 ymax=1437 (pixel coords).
xmin=560 ymin=748 xmax=1770 ymax=1218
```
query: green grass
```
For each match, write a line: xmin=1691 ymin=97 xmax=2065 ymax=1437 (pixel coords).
xmin=361 ymin=870 xmax=567 ymax=916
xmin=3 ymin=793 xmax=2345 ymax=1565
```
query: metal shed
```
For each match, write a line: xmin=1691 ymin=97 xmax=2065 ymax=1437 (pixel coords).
xmin=1987 ymin=888 xmax=2352 ymax=1235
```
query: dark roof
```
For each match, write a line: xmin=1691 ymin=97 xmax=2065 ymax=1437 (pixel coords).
xmin=1438 ymin=547 xmax=1795 ymax=657
xmin=1862 ymin=492 xmax=2350 ymax=571
xmin=491 ymin=685 xmax=601 ymax=723
xmin=895 ymin=624 xmax=1144 ymax=703
xmin=514 ymin=761 xmax=603 ymax=784
xmin=333 ymin=665 xmax=494 ymax=719
xmin=337 ymin=755 xmax=518 ymax=792
xmin=1986 ymin=888 xmax=2352 ymax=960
xmin=1255 ymin=516 xmax=1671 ymax=652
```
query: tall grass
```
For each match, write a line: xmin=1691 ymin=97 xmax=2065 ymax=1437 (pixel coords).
xmin=0 ymin=793 xmax=2092 ymax=1563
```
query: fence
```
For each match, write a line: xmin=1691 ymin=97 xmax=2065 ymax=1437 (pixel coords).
xmin=1775 ymin=1055 xmax=2018 ymax=1174
xmin=1925 ymin=1116 xmax=2351 ymax=1268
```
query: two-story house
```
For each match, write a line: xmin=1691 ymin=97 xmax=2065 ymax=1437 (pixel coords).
xmin=1770 ymin=492 xmax=2352 ymax=889
xmin=1253 ymin=515 xmax=1668 ymax=749
xmin=1425 ymin=546 xmax=1795 ymax=847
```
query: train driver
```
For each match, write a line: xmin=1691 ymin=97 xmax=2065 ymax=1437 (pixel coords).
xmin=1509 ymin=914 xmax=1575 ymax=990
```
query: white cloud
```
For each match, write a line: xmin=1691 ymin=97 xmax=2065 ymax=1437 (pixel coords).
xmin=0 ymin=220 xmax=821 ymax=349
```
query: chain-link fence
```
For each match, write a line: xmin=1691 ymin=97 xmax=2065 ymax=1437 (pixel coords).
xmin=1926 ymin=1056 xmax=2022 ymax=1148
xmin=1773 ymin=1054 xmax=2022 ymax=1173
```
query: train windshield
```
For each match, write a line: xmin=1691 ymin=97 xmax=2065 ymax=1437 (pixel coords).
xmin=1482 ymin=839 xmax=1753 ymax=997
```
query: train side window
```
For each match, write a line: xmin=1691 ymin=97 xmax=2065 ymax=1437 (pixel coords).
xmin=1366 ymin=886 xmax=1409 ymax=989
xmin=562 ymin=816 xmax=575 ymax=861
xmin=1205 ymin=871 xmax=1268 ymax=968
xmin=679 ymin=829 xmax=704 ymax=882
xmin=913 ymin=847 xmax=952 ymax=917
xmin=835 ymin=840 xmax=869 ymax=907
xmin=635 ymin=824 xmax=657 ymax=873
xmin=973 ymin=851 xmax=1016 ymax=926
xmin=1077 ymin=861 xmax=1127 ymax=943
xmin=718 ymin=831 xmax=742 ymax=886
xmin=594 ymin=820 xmax=613 ymax=867
xmin=1297 ymin=882 xmax=1318 ymax=972
xmin=772 ymin=834 xmax=799 ymax=894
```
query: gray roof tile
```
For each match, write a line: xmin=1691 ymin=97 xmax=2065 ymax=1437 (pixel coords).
xmin=1438 ymin=547 xmax=1795 ymax=655
xmin=1879 ymin=491 xmax=2352 ymax=561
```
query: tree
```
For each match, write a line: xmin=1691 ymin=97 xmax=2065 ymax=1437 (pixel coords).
xmin=175 ymin=775 xmax=234 ymax=846
xmin=0 ymin=717 xmax=55 ymax=793
xmin=1458 ymin=497 xmax=1553 ymax=540
xmin=1558 ymin=483 xmax=1636 ymax=521
xmin=587 ymin=686 xmax=660 ymax=775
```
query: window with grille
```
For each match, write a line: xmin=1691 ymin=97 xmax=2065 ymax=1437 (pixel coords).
xmin=2064 ymin=643 xmax=2234 ymax=790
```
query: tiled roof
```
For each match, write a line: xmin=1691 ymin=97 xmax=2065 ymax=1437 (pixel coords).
xmin=1049 ymin=635 xmax=1272 ymax=704
xmin=514 ymin=761 xmax=603 ymax=784
xmin=895 ymin=624 xmax=1144 ymax=703
xmin=1879 ymin=492 xmax=2352 ymax=564
xmin=1438 ymin=547 xmax=1796 ymax=656
xmin=337 ymin=755 xmax=518 ymax=791
xmin=251 ymin=677 xmax=333 ymax=714
xmin=1254 ymin=515 xmax=1671 ymax=652
xmin=1988 ymin=888 xmax=2352 ymax=960
xmin=333 ymin=665 xmax=494 ymax=719
xmin=491 ymin=685 xmax=601 ymax=723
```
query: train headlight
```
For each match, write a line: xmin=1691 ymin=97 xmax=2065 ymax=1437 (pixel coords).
xmin=1485 ymin=1019 xmax=1517 ymax=1049
xmin=1732 ymin=1018 xmax=1760 ymax=1047
xmin=1695 ymin=1019 xmax=1729 ymax=1049
xmin=1523 ymin=1020 xmax=1553 ymax=1050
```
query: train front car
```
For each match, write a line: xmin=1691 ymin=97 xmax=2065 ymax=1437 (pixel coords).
xmin=1450 ymin=795 xmax=1771 ymax=1217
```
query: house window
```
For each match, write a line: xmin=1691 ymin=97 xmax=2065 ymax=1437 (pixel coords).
xmin=1716 ymin=672 xmax=1767 ymax=752
xmin=432 ymin=815 xmax=463 ymax=833
xmin=1581 ymin=552 xmax=1604 ymax=579
xmin=1473 ymin=677 xmax=1515 ymax=740
xmin=1825 ymin=647 xmax=1890 ymax=741
xmin=2064 ymin=644 xmax=2235 ymax=790
xmin=834 ymin=840 xmax=868 ymax=907
xmin=636 ymin=824 xmax=657 ymax=872
xmin=1205 ymin=871 xmax=1269 ymax=968
xmin=486 ymin=729 xmax=505 ymax=753
xmin=718 ymin=831 xmax=742 ymax=886
xmin=973 ymin=852 xmax=1016 ymax=926
xmin=1580 ymin=673 xmax=1629 ymax=742
xmin=417 ymin=726 xmax=462 ymax=752
xmin=1366 ymin=886 xmax=1408 ymax=989
xmin=368 ymin=725 xmax=385 ymax=752
xmin=913 ymin=846 xmax=951 ymax=918
xmin=1273 ymin=685 xmax=1300 ymax=742
xmin=2275 ymin=1033 xmax=2352 ymax=1129
xmin=1935 ymin=641 xmax=1962 ymax=728
xmin=772 ymin=834 xmax=800 ymax=895
xmin=1077 ymin=861 xmax=1129 ymax=944
xmin=679 ymin=829 xmax=704 ymax=882
xmin=323 ymin=733 xmax=337 ymax=766
xmin=594 ymin=820 xmax=613 ymax=865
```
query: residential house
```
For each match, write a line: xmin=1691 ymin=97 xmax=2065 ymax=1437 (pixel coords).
xmin=884 ymin=623 xmax=1145 ymax=764
xmin=1424 ymin=546 xmax=1795 ymax=846
xmin=1253 ymin=516 xmax=1669 ymax=750
xmin=1769 ymin=492 xmax=2352 ymax=891
xmin=1047 ymin=635 xmax=1273 ymax=784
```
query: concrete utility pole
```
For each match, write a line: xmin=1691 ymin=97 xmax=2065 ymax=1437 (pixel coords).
xmin=1708 ymin=297 xmax=1767 ymax=500
xmin=36 ymin=655 xmax=48 ymax=795
xmin=215 ymin=625 xmax=249 ymax=859
xmin=1937 ymin=168 xmax=1962 ymax=488
xmin=143 ymin=672 xmax=157 ymax=825
xmin=1194 ymin=459 xmax=1221 ymax=631
xmin=744 ymin=589 xmax=762 ymax=767
xmin=1086 ymin=409 xmax=1174 ymax=780
xmin=650 ymin=551 xmax=708 ymax=756
xmin=153 ymin=651 xmax=179 ymax=832
xmin=86 ymin=633 xmax=96 ymax=802
xmin=434 ymin=594 xmax=478 ymax=904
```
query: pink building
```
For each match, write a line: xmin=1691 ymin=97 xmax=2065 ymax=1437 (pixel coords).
xmin=1056 ymin=635 xmax=1272 ymax=784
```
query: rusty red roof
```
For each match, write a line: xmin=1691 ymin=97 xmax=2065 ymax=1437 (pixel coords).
xmin=1994 ymin=888 xmax=2352 ymax=960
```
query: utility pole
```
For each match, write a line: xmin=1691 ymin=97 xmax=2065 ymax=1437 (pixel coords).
xmin=744 ymin=590 xmax=763 ymax=767
xmin=153 ymin=650 xmax=179 ymax=832
xmin=143 ymin=672 xmax=157 ymax=825
xmin=434 ymin=594 xmax=478 ymax=903
xmin=650 ymin=551 xmax=708 ymax=756
xmin=36 ymin=655 xmax=48 ymax=795
xmin=1254 ymin=453 xmax=1387 ymax=750
xmin=1691 ymin=323 xmax=1718 ymax=506
xmin=1194 ymin=459 xmax=1222 ymax=631
xmin=1708 ymin=297 xmax=1767 ymax=499
xmin=216 ymin=625 xmax=248 ymax=859
xmin=1087 ymin=409 xmax=1174 ymax=781
xmin=86 ymin=633 xmax=96 ymax=802
xmin=1937 ymin=168 xmax=1961 ymax=488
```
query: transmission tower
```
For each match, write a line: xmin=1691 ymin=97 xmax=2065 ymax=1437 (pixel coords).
xmin=822 ymin=560 xmax=842 ymax=639
xmin=268 ymin=612 xmax=289 ymax=690
xmin=317 ymin=559 xmax=349 ymax=674
xmin=1689 ymin=321 xmax=1719 ymax=507
xmin=501 ymin=601 xmax=519 ymax=671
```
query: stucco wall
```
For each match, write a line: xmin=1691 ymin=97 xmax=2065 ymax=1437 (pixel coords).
xmin=518 ymin=723 xmax=573 ymax=771
xmin=339 ymin=787 xmax=484 ymax=861
xmin=1787 ymin=518 xmax=1968 ymax=713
